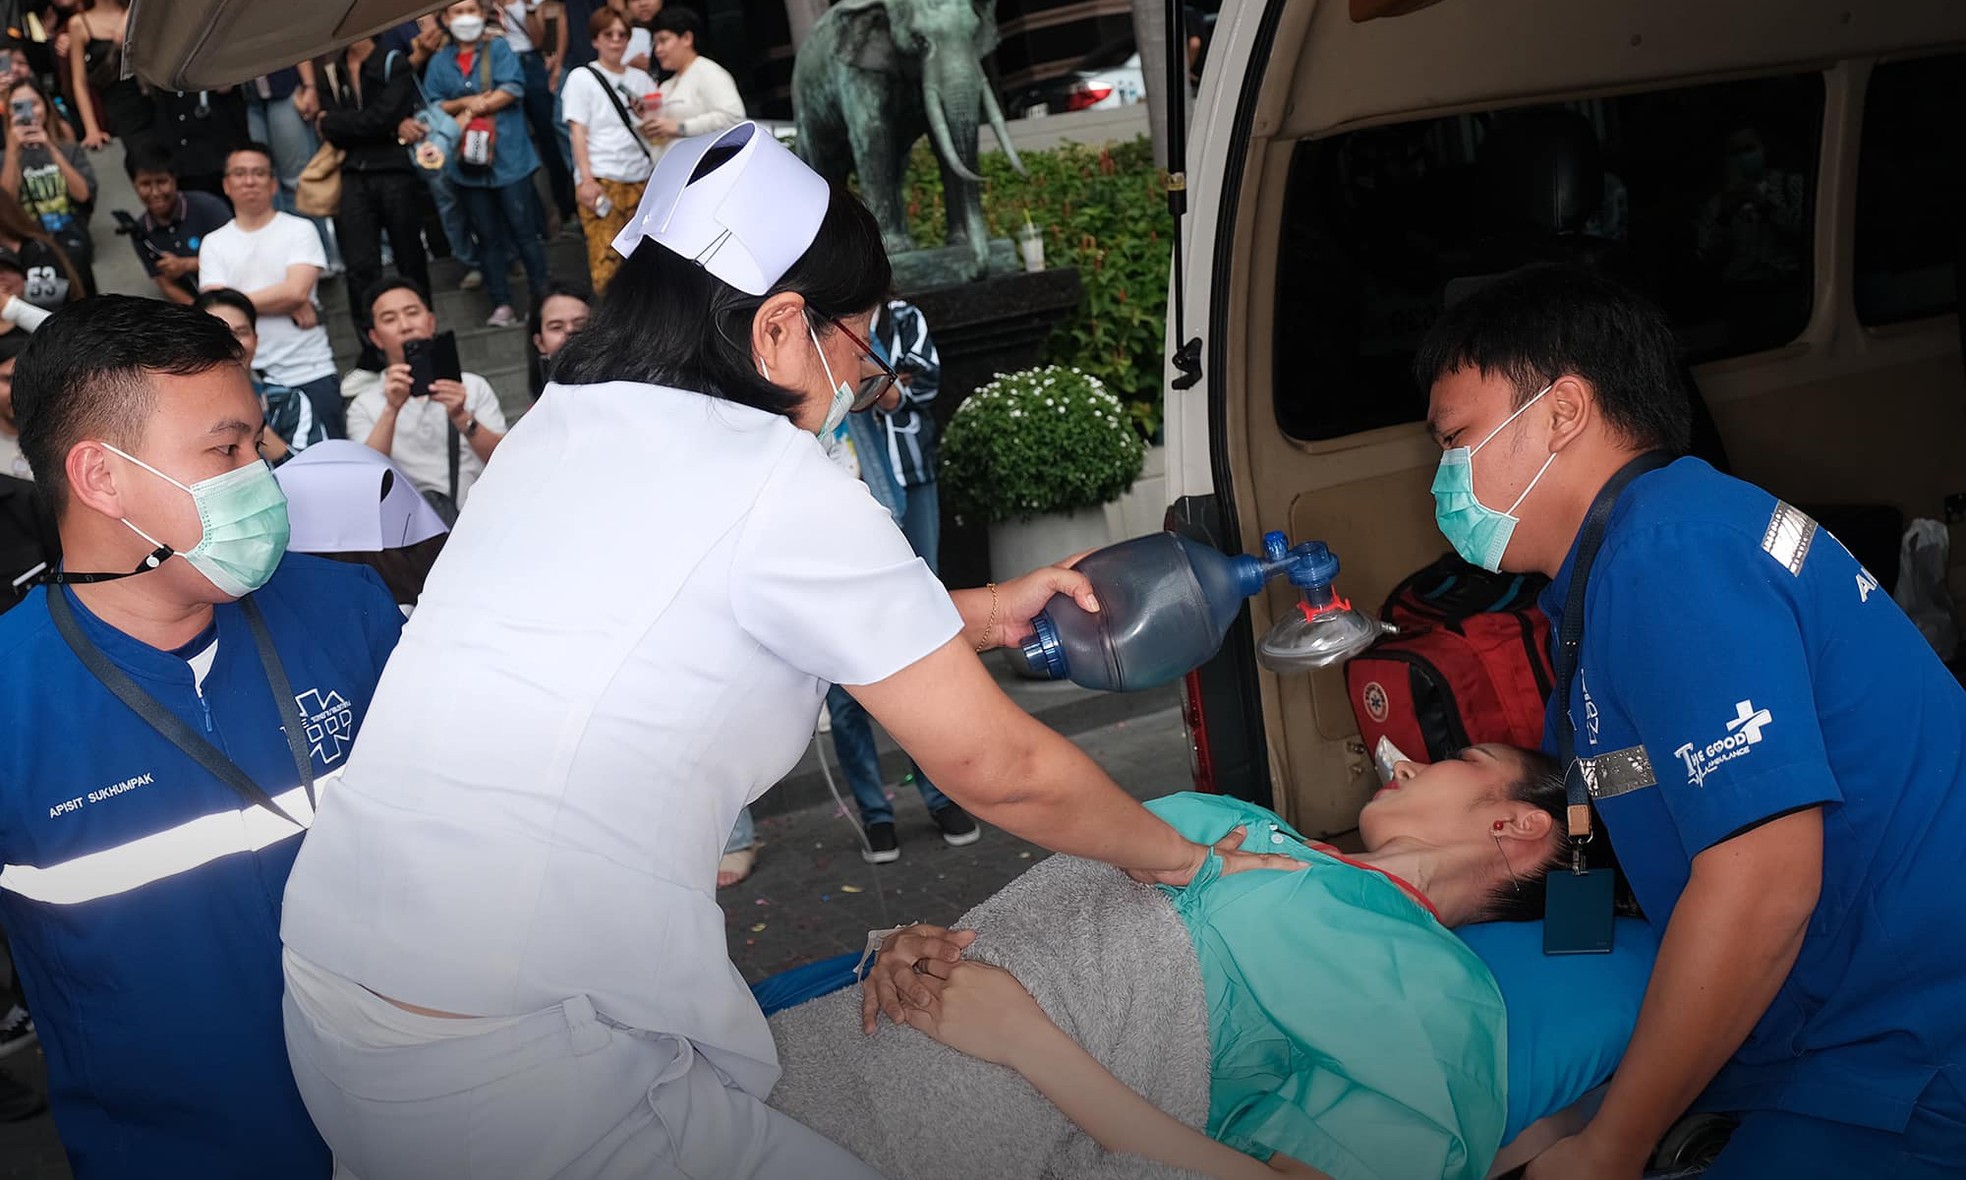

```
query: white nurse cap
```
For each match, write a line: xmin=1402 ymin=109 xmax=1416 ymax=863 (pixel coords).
xmin=610 ymin=122 xmax=831 ymax=296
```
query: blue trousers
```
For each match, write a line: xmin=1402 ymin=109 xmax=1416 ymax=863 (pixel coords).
xmin=248 ymin=93 xmax=341 ymax=268
xmin=1704 ymin=1071 xmax=1966 ymax=1180
xmin=422 ymin=167 xmax=480 ymax=271
xmin=825 ymin=685 xmax=950 ymax=827
xmin=516 ymin=52 xmax=576 ymax=219
xmin=898 ymin=479 xmax=940 ymax=575
xmin=723 ymin=807 xmax=755 ymax=855
xmin=457 ymin=179 xmax=548 ymax=308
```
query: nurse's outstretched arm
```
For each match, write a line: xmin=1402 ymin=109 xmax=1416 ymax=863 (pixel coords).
xmin=848 ymin=639 xmax=1303 ymax=887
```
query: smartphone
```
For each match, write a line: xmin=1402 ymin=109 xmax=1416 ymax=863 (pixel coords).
xmin=11 ymin=97 xmax=34 ymax=128
xmin=403 ymin=331 xmax=462 ymax=397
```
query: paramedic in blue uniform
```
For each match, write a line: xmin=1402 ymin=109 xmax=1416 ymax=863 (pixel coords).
xmin=0 ymin=297 xmax=403 ymax=1178
xmin=1414 ymin=264 xmax=1966 ymax=1180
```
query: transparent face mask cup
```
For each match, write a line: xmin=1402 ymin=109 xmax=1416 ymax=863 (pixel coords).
xmin=1253 ymin=534 xmax=1384 ymax=674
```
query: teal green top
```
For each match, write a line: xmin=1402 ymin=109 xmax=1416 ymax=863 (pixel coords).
xmin=1147 ymin=793 xmax=1509 ymax=1180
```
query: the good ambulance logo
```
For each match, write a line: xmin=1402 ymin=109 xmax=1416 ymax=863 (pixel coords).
xmin=1581 ymin=673 xmax=1600 ymax=747
xmin=1674 ymin=700 xmax=1772 ymax=788
xmin=1362 ymin=682 xmax=1389 ymax=723
xmin=296 ymin=689 xmax=355 ymax=765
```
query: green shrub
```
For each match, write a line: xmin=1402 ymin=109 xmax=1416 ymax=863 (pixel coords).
xmin=902 ymin=138 xmax=1171 ymax=437
xmin=941 ymin=365 xmax=1146 ymax=525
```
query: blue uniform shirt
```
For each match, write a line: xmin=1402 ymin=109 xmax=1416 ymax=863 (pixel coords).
xmin=0 ymin=555 xmax=403 ymax=1178
xmin=1542 ymin=458 xmax=1966 ymax=1133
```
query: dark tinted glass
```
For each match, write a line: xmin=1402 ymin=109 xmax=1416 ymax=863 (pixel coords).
xmin=1274 ymin=73 xmax=1824 ymax=441
xmin=1854 ymin=53 xmax=1966 ymax=326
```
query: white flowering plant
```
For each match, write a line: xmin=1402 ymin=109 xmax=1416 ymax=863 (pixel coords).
xmin=940 ymin=365 xmax=1146 ymax=525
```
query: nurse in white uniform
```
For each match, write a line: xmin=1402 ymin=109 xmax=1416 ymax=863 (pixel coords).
xmin=278 ymin=123 xmax=1295 ymax=1180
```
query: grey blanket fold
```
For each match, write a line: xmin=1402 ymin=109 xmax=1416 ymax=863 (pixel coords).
xmin=767 ymin=855 xmax=1213 ymax=1180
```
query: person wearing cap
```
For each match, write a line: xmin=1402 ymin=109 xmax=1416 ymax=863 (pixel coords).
xmin=0 ymin=296 xmax=403 ymax=1179
xmin=278 ymin=122 xmax=1302 ymax=1180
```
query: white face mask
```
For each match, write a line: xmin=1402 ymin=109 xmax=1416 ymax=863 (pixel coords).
xmin=449 ymin=15 xmax=486 ymax=42
xmin=806 ymin=322 xmax=854 ymax=439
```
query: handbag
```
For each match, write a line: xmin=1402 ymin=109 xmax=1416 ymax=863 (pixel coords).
xmin=294 ymin=140 xmax=345 ymax=217
xmin=455 ymin=48 xmax=498 ymax=175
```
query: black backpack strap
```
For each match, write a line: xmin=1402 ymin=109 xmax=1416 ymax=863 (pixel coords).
xmin=447 ymin=418 xmax=461 ymax=506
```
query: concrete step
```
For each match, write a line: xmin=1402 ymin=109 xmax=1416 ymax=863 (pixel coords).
xmin=317 ymin=235 xmax=590 ymax=321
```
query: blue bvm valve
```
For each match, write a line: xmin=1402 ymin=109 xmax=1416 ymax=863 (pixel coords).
xmin=1019 ymin=530 xmax=1380 ymax=693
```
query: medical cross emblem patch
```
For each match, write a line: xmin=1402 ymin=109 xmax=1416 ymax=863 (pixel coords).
xmin=296 ymin=689 xmax=355 ymax=765
xmin=1673 ymin=699 xmax=1773 ymax=788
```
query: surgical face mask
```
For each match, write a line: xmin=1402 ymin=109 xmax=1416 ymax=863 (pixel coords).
xmin=806 ymin=322 xmax=854 ymax=439
xmin=103 ymin=443 xmax=291 ymax=598
xmin=448 ymin=15 xmax=486 ymax=42
xmin=1430 ymin=382 xmax=1557 ymax=572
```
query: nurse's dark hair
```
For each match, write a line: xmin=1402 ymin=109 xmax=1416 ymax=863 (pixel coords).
xmin=549 ymin=165 xmax=891 ymax=419
xmin=1412 ymin=264 xmax=1694 ymax=455
xmin=13 ymin=296 xmax=244 ymax=517
xmin=1476 ymin=745 xmax=1571 ymax=923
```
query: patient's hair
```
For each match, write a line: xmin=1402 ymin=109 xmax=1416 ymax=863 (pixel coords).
xmin=1476 ymin=747 xmax=1569 ymax=923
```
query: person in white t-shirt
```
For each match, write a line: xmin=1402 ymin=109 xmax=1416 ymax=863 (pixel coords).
xmin=279 ymin=122 xmax=1299 ymax=1180
xmin=198 ymin=144 xmax=344 ymax=439
xmin=344 ymin=278 xmax=507 ymax=517
xmin=645 ymin=9 xmax=745 ymax=161
xmin=560 ymin=6 xmax=658 ymax=290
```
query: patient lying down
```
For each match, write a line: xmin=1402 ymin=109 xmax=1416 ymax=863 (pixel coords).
xmin=767 ymin=746 xmax=1567 ymax=1180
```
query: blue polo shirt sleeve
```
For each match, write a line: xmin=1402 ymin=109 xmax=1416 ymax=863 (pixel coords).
xmin=1590 ymin=521 xmax=1840 ymax=855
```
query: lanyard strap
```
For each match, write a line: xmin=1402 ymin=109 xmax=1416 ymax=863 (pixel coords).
xmin=1555 ymin=451 xmax=1674 ymax=845
xmin=47 ymin=590 xmax=316 ymax=828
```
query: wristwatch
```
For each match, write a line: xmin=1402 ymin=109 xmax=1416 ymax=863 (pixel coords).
xmin=462 ymin=415 xmax=480 ymax=439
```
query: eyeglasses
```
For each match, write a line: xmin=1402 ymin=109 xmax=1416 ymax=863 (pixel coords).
xmin=826 ymin=316 xmax=898 ymax=411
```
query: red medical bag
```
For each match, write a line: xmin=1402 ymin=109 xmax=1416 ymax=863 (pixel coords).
xmin=1345 ymin=554 xmax=1555 ymax=763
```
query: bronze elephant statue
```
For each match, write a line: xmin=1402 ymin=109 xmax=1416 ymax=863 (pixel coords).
xmin=792 ymin=0 xmax=1026 ymax=280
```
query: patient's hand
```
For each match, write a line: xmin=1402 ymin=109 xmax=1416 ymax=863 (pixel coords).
xmin=860 ymin=923 xmax=978 ymax=1035
xmin=902 ymin=961 xmax=1052 ymax=1068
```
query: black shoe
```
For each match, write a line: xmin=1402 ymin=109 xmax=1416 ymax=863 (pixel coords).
xmin=0 ymin=1005 xmax=34 ymax=1061
xmin=0 ymin=1071 xmax=44 ymax=1122
xmin=930 ymin=804 xmax=981 ymax=847
xmin=861 ymin=822 xmax=901 ymax=864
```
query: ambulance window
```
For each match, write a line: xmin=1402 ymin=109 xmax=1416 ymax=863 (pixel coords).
xmin=1854 ymin=53 xmax=1965 ymax=326
xmin=1274 ymin=73 xmax=1823 ymax=442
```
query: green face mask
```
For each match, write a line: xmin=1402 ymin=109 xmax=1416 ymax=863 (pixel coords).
xmin=1429 ymin=382 xmax=1556 ymax=572
xmin=103 ymin=443 xmax=291 ymax=598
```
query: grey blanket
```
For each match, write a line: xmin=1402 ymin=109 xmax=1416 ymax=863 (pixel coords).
xmin=767 ymin=855 xmax=1213 ymax=1180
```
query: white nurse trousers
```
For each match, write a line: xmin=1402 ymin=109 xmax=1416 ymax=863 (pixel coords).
xmin=281 ymin=955 xmax=881 ymax=1180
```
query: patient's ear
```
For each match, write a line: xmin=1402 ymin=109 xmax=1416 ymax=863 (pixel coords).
xmin=1499 ymin=807 xmax=1554 ymax=843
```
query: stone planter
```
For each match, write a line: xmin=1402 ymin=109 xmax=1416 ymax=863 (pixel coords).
xmin=984 ymin=444 xmax=1168 ymax=582
xmin=987 ymin=506 xmax=1114 ymax=585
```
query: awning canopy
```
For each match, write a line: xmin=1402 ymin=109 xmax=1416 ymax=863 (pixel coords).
xmin=128 ymin=0 xmax=442 ymax=90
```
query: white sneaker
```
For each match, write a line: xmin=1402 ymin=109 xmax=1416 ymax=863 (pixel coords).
xmin=459 ymin=268 xmax=485 ymax=291
xmin=486 ymin=305 xmax=518 ymax=329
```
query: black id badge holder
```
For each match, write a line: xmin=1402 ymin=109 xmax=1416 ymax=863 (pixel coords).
xmin=1541 ymin=452 xmax=1670 ymax=955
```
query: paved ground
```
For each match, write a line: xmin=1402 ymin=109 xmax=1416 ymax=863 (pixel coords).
xmin=0 ymin=704 xmax=1193 ymax=1178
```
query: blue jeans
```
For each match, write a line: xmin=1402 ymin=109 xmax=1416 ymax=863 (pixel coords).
xmin=422 ymin=167 xmax=480 ymax=271
xmin=517 ymin=52 xmax=576 ymax=219
xmin=248 ymin=93 xmax=341 ymax=268
xmin=898 ymin=479 xmax=940 ymax=575
xmin=825 ymin=685 xmax=950 ymax=828
xmin=291 ymin=372 xmax=346 ymax=441
xmin=457 ymin=180 xmax=548 ymax=308
xmin=723 ymin=807 xmax=755 ymax=854
xmin=845 ymin=411 xmax=903 ymax=525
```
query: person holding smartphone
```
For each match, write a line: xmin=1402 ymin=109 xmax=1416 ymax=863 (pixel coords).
xmin=0 ymin=79 xmax=94 ymax=294
xmin=345 ymin=277 xmax=506 ymax=517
